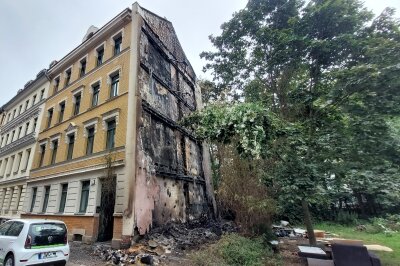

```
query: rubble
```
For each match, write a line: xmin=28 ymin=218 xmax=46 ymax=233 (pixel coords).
xmin=93 ymin=219 xmax=238 ymax=265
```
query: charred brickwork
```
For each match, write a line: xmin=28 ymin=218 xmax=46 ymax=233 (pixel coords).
xmin=133 ymin=9 xmax=212 ymax=235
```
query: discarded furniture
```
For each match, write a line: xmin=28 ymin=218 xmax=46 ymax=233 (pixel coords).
xmin=298 ymin=245 xmax=329 ymax=260
xmin=306 ymin=243 xmax=381 ymax=266
xmin=365 ymin=244 xmax=393 ymax=252
xmin=331 ymin=243 xmax=381 ymax=266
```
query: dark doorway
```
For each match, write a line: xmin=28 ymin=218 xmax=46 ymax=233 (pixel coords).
xmin=98 ymin=176 xmax=116 ymax=242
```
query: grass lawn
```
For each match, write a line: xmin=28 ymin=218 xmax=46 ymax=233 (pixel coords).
xmin=316 ymin=223 xmax=400 ymax=266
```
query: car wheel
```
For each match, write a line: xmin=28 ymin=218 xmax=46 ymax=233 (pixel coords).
xmin=4 ymin=254 xmax=14 ymax=266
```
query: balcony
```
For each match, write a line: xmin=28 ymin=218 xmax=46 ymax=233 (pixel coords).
xmin=0 ymin=99 xmax=44 ymax=134
xmin=0 ymin=132 xmax=35 ymax=157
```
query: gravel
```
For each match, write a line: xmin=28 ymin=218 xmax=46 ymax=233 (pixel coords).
xmin=67 ymin=241 xmax=107 ymax=266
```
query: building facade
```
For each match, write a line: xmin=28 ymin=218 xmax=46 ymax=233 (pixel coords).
xmin=18 ymin=3 xmax=215 ymax=248
xmin=0 ymin=70 xmax=50 ymax=222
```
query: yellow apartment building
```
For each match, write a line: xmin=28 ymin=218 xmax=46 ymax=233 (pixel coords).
xmin=21 ymin=3 xmax=215 ymax=248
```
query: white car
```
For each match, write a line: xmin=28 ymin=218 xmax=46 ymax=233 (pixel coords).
xmin=0 ymin=219 xmax=69 ymax=266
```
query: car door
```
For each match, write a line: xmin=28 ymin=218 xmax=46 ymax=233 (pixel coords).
xmin=0 ymin=221 xmax=13 ymax=263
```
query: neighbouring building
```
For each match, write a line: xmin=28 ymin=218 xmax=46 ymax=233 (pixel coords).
xmin=0 ymin=70 xmax=50 ymax=222
xmin=21 ymin=3 xmax=215 ymax=248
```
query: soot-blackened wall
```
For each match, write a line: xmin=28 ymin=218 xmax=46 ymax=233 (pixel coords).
xmin=134 ymin=10 xmax=211 ymax=235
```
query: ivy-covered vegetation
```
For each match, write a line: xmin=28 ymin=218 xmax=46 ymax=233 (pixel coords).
xmin=184 ymin=0 xmax=400 ymax=245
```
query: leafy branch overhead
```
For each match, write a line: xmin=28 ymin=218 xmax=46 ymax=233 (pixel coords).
xmin=183 ymin=103 xmax=281 ymax=158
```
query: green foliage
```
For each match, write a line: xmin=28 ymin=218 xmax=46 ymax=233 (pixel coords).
xmin=182 ymin=102 xmax=280 ymax=159
xmin=335 ymin=210 xmax=358 ymax=225
xmin=189 ymin=234 xmax=279 ymax=266
xmin=213 ymin=144 xmax=276 ymax=234
xmin=365 ymin=217 xmax=400 ymax=235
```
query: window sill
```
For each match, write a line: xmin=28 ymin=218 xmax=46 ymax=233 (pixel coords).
xmin=105 ymin=96 xmax=118 ymax=103
xmin=13 ymin=171 xmax=18 ymax=175
xmin=87 ymin=105 xmax=98 ymax=111
xmin=74 ymin=212 xmax=87 ymax=215
xmin=21 ymin=169 xmax=27 ymax=173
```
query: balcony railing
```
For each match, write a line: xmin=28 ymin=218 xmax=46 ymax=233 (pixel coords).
xmin=0 ymin=132 xmax=35 ymax=157
xmin=0 ymin=99 xmax=44 ymax=134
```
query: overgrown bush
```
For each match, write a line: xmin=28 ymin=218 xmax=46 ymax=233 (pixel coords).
xmin=364 ymin=217 xmax=399 ymax=235
xmin=214 ymin=144 xmax=277 ymax=234
xmin=189 ymin=233 xmax=280 ymax=266
xmin=335 ymin=210 xmax=359 ymax=225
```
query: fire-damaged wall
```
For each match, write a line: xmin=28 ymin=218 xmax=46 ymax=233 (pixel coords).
xmin=133 ymin=9 xmax=212 ymax=235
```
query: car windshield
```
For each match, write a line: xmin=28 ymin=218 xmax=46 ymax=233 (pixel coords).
xmin=29 ymin=223 xmax=67 ymax=247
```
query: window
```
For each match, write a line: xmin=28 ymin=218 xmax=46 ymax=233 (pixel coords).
xmin=86 ymin=127 xmax=95 ymax=155
xmin=32 ymin=118 xmax=38 ymax=133
xmin=91 ymin=84 xmax=100 ymax=107
xmin=25 ymin=122 xmax=30 ymax=135
xmin=59 ymin=183 xmax=68 ymax=213
xmin=47 ymin=108 xmax=53 ymax=128
xmin=5 ymin=134 xmax=9 ymax=144
xmin=67 ymin=134 xmax=75 ymax=160
xmin=18 ymin=126 xmax=22 ymax=139
xmin=7 ymin=156 xmax=14 ymax=175
xmin=32 ymin=94 xmax=37 ymax=105
xmin=30 ymin=187 xmax=37 ymax=212
xmin=106 ymin=119 xmax=116 ymax=149
xmin=40 ymin=89 xmax=45 ymax=100
xmin=6 ymin=221 xmax=24 ymax=237
xmin=38 ymin=144 xmax=46 ymax=167
xmin=23 ymin=149 xmax=31 ymax=171
xmin=51 ymin=139 xmax=58 ymax=164
xmin=0 ymin=221 xmax=12 ymax=236
xmin=64 ymin=69 xmax=71 ymax=87
xmin=79 ymin=181 xmax=90 ymax=213
xmin=15 ymin=152 xmax=23 ymax=173
xmin=110 ymin=73 xmax=119 ymax=98
xmin=13 ymin=109 xmax=16 ymax=118
xmin=15 ymin=186 xmax=22 ymax=210
xmin=18 ymin=105 xmax=22 ymax=115
xmin=1 ymin=159 xmax=8 ymax=176
xmin=97 ymin=47 xmax=104 ymax=66
xmin=58 ymin=102 xmax=65 ymax=123
xmin=11 ymin=130 xmax=15 ymax=142
xmin=7 ymin=113 xmax=10 ymax=122
xmin=54 ymin=77 xmax=60 ymax=93
xmin=0 ymin=137 xmax=3 ymax=147
xmin=25 ymin=100 xmax=30 ymax=111
xmin=114 ymin=35 xmax=122 ymax=55
xmin=42 ymin=186 xmax=50 ymax=212
xmin=80 ymin=59 xmax=86 ymax=77
xmin=73 ymin=93 xmax=81 ymax=116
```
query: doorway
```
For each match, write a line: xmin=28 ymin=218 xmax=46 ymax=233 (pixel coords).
xmin=97 ymin=176 xmax=116 ymax=242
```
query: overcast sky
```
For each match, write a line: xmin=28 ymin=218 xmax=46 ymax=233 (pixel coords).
xmin=0 ymin=0 xmax=398 ymax=107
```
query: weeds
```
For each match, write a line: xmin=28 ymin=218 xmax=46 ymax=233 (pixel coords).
xmin=189 ymin=233 xmax=280 ymax=266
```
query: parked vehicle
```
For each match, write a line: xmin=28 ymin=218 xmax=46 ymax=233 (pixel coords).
xmin=0 ymin=219 xmax=69 ymax=266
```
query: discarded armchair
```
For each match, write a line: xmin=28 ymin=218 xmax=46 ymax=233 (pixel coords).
xmin=307 ymin=243 xmax=381 ymax=266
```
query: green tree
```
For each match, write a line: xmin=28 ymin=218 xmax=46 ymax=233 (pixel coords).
xmin=191 ymin=0 xmax=400 ymax=245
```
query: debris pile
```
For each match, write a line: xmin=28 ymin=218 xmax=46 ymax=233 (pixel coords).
xmin=93 ymin=219 xmax=238 ymax=265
